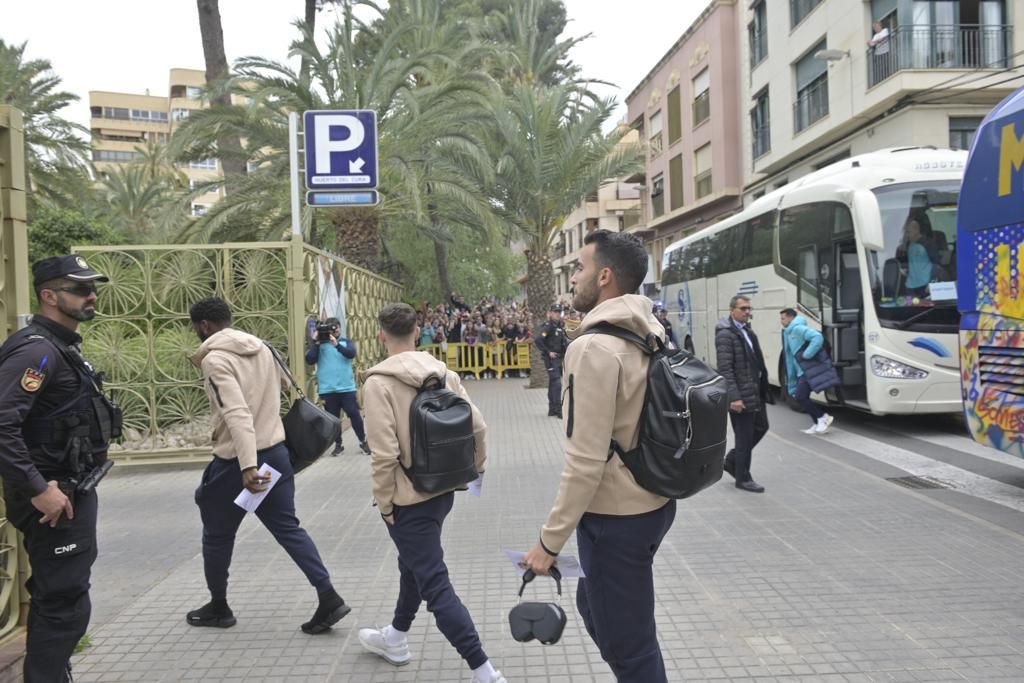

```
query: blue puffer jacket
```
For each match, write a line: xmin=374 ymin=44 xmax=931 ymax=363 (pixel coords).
xmin=784 ymin=315 xmax=840 ymax=394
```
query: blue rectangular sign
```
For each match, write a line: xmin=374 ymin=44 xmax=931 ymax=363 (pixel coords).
xmin=306 ymin=190 xmax=380 ymax=207
xmin=303 ymin=109 xmax=378 ymax=190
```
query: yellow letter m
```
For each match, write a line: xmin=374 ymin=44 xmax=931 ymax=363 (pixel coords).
xmin=999 ymin=122 xmax=1024 ymax=197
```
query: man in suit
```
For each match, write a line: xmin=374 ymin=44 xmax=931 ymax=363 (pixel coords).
xmin=715 ymin=295 xmax=771 ymax=493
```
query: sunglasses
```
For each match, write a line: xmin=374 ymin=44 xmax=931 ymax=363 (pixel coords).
xmin=54 ymin=284 xmax=98 ymax=297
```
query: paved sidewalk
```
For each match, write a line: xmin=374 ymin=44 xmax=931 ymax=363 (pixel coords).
xmin=74 ymin=379 xmax=1024 ymax=682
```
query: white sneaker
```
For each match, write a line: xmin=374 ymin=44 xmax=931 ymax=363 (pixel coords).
xmin=814 ymin=414 xmax=835 ymax=434
xmin=801 ymin=425 xmax=819 ymax=434
xmin=358 ymin=626 xmax=411 ymax=666
xmin=472 ymin=672 xmax=507 ymax=683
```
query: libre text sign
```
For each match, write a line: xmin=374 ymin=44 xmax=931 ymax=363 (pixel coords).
xmin=303 ymin=110 xmax=378 ymax=191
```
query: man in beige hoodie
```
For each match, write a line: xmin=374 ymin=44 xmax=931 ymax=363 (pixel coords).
xmin=357 ymin=303 xmax=507 ymax=683
xmin=186 ymin=298 xmax=349 ymax=635
xmin=524 ymin=230 xmax=676 ymax=683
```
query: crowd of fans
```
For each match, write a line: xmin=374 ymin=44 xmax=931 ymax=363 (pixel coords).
xmin=413 ymin=294 xmax=580 ymax=350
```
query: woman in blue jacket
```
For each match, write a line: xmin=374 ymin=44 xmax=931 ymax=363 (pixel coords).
xmin=780 ymin=309 xmax=839 ymax=434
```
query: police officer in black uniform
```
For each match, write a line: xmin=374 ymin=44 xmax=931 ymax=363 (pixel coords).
xmin=536 ymin=304 xmax=569 ymax=418
xmin=0 ymin=255 xmax=120 ymax=683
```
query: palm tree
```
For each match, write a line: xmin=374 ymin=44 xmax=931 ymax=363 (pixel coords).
xmin=97 ymin=165 xmax=187 ymax=243
xmin=196 ymin=0 xmax=247 ymax=182
xmin=488 ymin=82 xmax=642 ymax=383
xmin=0 ymin=39 xmax=91 ymax=210
xmin=172 ymin=0 xmax=498 ymax=279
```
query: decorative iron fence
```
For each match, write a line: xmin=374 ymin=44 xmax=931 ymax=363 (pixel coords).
xmin=867 ymin=24 xmax=1012 ymax=88
xmin=74 ymin=237 xmax=402 ymax=464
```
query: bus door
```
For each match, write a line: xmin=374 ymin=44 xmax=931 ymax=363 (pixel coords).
xmin=831 ymin=240 xmax=866 ymax=401
xmin=796 ymin=244 xmax=851 ymax=404
xmin=704 ymin=276 xmax=718 ymax=365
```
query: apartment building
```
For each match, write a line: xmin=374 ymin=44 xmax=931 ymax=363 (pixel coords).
xmin=624 ymin=0 xmax=745 ymax=291
xmin=550 ymin=127 xmax=643 ymax=300
xmin=89 ymin=68 xmax=224 ymax=216
xmin=741 ymin=0 xmax=1022 ymax=200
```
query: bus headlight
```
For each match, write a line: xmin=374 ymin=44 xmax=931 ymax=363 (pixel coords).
xmin=871 ymin=355 xmax=929 ymax=380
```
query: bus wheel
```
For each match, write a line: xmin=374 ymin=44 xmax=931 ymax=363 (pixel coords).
xmin=684 ymin=336 xmax=695 ymax=353
xmin=778 ymin=358 xmax=799 ymax=410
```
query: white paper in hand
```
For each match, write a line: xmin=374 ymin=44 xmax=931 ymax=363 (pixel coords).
xmin=503 ymin=548 xmax=586 ymax=578
xmin=467 ymin=473 xmax=484 ymax=497
xmin=233 ymin=464 xmax=282 ymax=513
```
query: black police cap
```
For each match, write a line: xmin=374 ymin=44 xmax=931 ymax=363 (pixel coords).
xmin=549 ymin=304 xmax=563 ymax=313
xmin=32 ymin=255 xmax=109 ymax=288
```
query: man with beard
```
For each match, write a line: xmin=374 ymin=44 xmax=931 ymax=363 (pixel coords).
xmin=524 ymin=231 xmax=676 ymax=683
xmin=0 ymin=255 xmax=121 ymax=682
xmin=186 ymin=298 xmax=350 ymax=635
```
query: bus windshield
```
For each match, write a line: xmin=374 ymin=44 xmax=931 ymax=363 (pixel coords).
xmin=867 ymin=180 xmax=961 ymax=330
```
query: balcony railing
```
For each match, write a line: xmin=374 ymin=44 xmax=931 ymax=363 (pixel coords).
xmin=867 ymin=24 xmax=1012 ymax=88
xmin=651 ymin=192 xmax=665 ymax=218
xmin=793 ymin=75 xmax=829 ymax=134
xmin=752 ymin=123 xmax=771 ymax=160
xmin=695 ymin=171 xmax=712 ymax=199
xmin=692 ymin=91 xmax=710 ymax=127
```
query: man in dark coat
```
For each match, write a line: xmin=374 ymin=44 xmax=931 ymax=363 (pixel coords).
xmin=715 ymin=295 xmax=771 ymax=493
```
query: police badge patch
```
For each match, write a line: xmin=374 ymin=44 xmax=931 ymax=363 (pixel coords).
xmin=21 ymin=368 xmax=44 ymax=392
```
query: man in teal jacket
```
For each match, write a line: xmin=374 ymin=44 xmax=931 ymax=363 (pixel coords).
xmin=305 ymin=317 xmax=369 ymax=455
xmin=780 ymin=309 xmax=836 ymax=435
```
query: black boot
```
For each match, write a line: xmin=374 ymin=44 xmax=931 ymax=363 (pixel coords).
xmin=187 ymin=600 xmax=236 ymax=628
xmin=301 ymin=589 xmax=351 ymax=634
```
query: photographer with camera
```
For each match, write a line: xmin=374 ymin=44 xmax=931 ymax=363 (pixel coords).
xmin=304 ymin=317 xmax=369 ymax=456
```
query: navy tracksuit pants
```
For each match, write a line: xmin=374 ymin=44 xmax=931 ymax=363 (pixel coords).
xmin=576 ymin=500 xmax=677 ymax=683
xmin=387 ymin=492 xmax=488 ymax=669
xmin=196 ymin=443 xmax=332 ymax=600
xmin=322 ymin=391 xmax=366 ymax=445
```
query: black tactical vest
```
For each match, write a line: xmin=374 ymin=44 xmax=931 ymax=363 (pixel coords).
xmin=0 ymin=323 xmax=122 ymax=473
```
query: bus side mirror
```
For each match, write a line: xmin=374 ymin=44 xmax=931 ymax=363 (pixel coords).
xmin=854 ymin=191 xmax=884 ymax=250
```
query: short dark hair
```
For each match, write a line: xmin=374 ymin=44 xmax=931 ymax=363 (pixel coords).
xmin=189 ymin=297 xmax=233 ymax=324
xmin=324 ymin=317 xmax=340 ymax=327
xmin=780 ymin=307 xmax=797 ymax=318
xmin=729 ymin=295 xmax=751 ymax=310
xmin=583 ymin=229 xmax=648 ymax=294
xmin=35 ymin=277 xmax=68 ymax=299
xmin=379 ymin=303 xmax=417 ymax=337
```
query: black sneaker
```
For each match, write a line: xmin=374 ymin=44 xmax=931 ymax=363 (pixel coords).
xmin=359 ymin=441 xmax=371 ymax=455
xmin=187 ymin=601 xmax=236 ymax=628
xmin=331 ymin=443 xmax=344 ymax=456
xmin=301 ymin=591 xmax=351 ymax=634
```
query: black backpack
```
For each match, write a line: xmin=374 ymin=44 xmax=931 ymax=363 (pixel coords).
xmin=405 ymin=373 xmax=478 ymax=494
xmin=580 ymin=323 xmax=729 ymax=499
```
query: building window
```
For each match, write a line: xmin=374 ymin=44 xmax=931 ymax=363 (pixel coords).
xmin=751 ymin=88 xmax=771 ymax=159
xmin=667 ymin=87 xmax=682 ymax=144
xmin=793 ymin=40 xmax=829 ymax=133
xmin=177 ymin=158 xmax=218 ymax=170
xmin=651 ymin=173 xmax=665 ymax=218
xmin=186 ymin=86 xmax=202 ymax=99
xmin=172 ymin=108 xmax=192 ymax=122
xmin=949 ymin=116 xmax=984 ymax=150
xmin=669 ymin=154 xmax=684 ymax=211
xmin=749 ymin=1 xmax=768 ymax=68
xmin=191 ymin=204 xmax=209 ymax=217
xmin=692 ymin=69 xmax=710 ymax=127
xmin=92 ymin=150 xmax=144 ymax=163
xmin=791 ymin=0 xmax=823 ymax=27
xmin=649 ymin=110 xmax=663 ymax=157
xmin=694 ymin=144 xmax=712 ymax=199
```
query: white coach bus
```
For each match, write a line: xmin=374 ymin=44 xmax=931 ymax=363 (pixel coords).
xmin=661 ymin=147 xmax=965 ymax=416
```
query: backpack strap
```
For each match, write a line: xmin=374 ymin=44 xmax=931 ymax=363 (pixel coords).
xmin=420 ymin=373 xmax=447 ymax=391
xmin=578 ymin=322 xmax=662 ymax=355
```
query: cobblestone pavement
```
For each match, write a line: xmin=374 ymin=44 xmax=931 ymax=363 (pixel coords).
xmin=73 ymin=379 xmax=1024 ymax=682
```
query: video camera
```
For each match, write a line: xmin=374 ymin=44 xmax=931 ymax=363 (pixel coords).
xmin=316 ymin=321 xmax=339 ymax=343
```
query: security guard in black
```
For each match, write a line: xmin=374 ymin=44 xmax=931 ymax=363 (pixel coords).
xmin=0 ymin=255 xmax=118 ymax=683
xmin=536 ymin=304 xmax=569 ymax=418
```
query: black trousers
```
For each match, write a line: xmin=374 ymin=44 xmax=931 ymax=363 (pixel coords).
xmin=726 ymin=409 xmax=769 ymax=482
xmin=576 ymin=501 xmax=677 ymax=682
xmin=387 ymin=492 xmax=487 ymax=669
xmin=795 ymin=378 xmax=826 ymax=423
xmin=5 ymin=483 xmax=98 ymax=683
xmin=195 ymin=444 xmax=332 ymax=600
xmin=322 ymin=391 xmax=366 ymax=444
xmin=546 ymin=360 xmax=563 ymax=414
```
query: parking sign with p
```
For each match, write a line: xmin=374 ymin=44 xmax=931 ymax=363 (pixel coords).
xmin=303 ymin=110 xmax=378 ymax=190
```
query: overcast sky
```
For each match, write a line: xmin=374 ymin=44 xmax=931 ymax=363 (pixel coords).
xmin=4 ymin=1 xmax=704 ymax=130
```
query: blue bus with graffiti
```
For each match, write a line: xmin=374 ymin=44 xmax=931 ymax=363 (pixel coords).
xmin=957 ymin=85 xmax=1024 ymax=457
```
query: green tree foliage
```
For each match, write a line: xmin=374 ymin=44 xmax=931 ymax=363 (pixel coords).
xmin=0 ymin=40 xmax=92 ymax=211
xmin=27 ymin=206 xmax=124 ymax=265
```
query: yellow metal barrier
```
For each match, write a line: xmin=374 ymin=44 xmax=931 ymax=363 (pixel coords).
xmin=419 ymin=342 xmax=532 ymax=379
